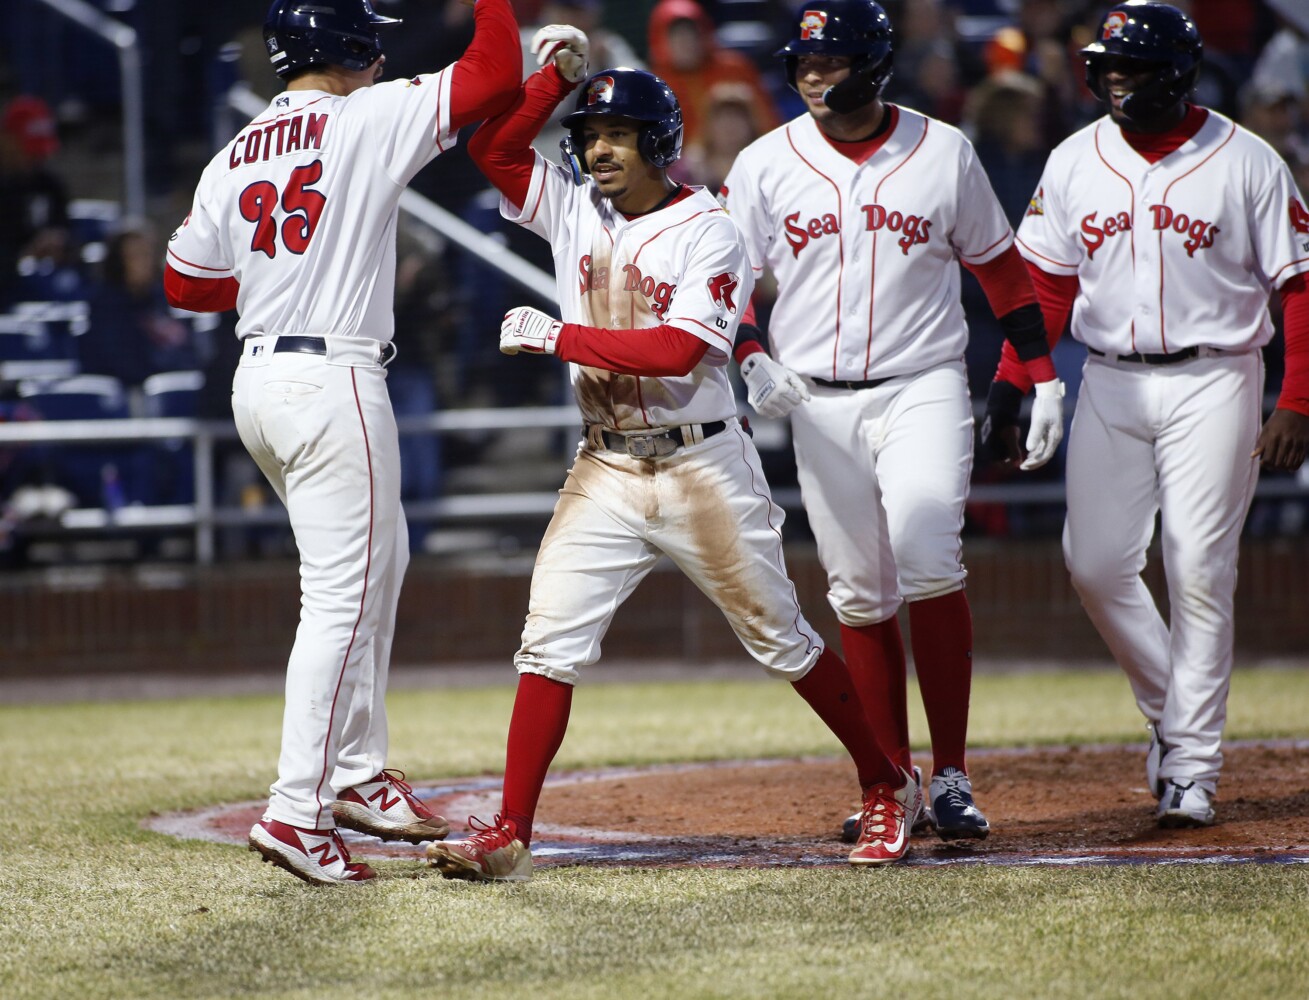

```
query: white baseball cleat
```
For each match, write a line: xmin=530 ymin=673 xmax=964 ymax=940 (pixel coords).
xmin=332 ymin=769 xmax=450 ymax=844
xmin=248 ymin=819 xmax=377 ymax=886
xmin=1156 ymin=779 xmax=1216 ymax=828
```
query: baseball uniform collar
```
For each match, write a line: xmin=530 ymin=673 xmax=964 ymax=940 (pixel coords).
xmin=797 ymin=107 xmax=922 ymax=173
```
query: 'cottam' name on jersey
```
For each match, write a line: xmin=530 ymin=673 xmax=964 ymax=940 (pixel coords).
xmin=578 ymin=255 xmax=676 ymax=318
xmin=228 ymin=113 xmax=328 ymax=170
xmin=1081 ymin=206 xmax=1218 ymax=259
xmin=785 ymin=205 xmax=933 ymax=258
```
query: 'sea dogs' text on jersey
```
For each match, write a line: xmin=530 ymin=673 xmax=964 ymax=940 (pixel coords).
xmin=578 ymin=254 xmax=677 ymax=319
xmin=1080 ymin=205 xmax=1219 ymax=259
xmin=784 ymin=204 xmax=933 ymax=258
xmin=229 ymin=112 xmax=329 ymax=169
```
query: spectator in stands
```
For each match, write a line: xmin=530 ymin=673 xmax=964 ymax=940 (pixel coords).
xmin=647 ymin=0 xmax=780 ymax=149
xmin=79 ymin=225 xmax=200 ymax=387
xmin=885 ymin=0 xmax=971 ymax=123
xmin=0 ymin=96 xmax=72 ymax=307
xmin=672 ymin=80 xmax=767 ymax=191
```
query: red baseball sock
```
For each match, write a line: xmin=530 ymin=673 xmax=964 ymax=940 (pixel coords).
xmin=500 ymin=672 xmax=573 ymax=847
xmin=840 ymin=619 xmax=912 ymax=772
xmin=792 ymin=647 xmax=902 ymax=790
xmin=907 ymin=589 xmax=973 ymax=774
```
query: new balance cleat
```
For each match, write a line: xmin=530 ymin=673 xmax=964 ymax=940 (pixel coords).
xmin=930 ymin=767 xmax=990 ymax=841
xmin=426 ymin=814 xmax=532 ymax=882
xmin=1157 ymin=779 xmax=1215 ymax=828
xmin=1144 ymin=721 xmax=1169 ymax=798
xmin=841 ymin=765 xmax=932 ymax=843
xmin=248 ymin=819 xmax=377 ymax=886
xmin=848 ymin=769 xmax=921 ymax=866
xmin=332 ymin=769 xmax=450 ymax=844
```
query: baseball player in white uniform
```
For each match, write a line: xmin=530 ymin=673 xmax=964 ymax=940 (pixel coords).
xmin=719 ymin=0 xmax=1065 ymax=843
xmin=162 ymin=0 xmax=522 ymax=885
xmin=425 ymin=34 xmax=921 ymax=882
xmin=990 ymin=1 xmax=1309 ymax=826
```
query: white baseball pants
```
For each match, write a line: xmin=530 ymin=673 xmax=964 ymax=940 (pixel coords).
xmin=788 ymin=360 xmax=974 ymax=625
xmin=1063 ymin=351 xmax=1263 ymax=791
xmin=232 ymin=335 xmax=408 ymax=830
xmin=515 ymin=420 xmax=823 ymax=684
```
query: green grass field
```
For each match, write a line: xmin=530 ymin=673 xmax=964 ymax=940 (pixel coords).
xmin=2 ymin=666 xmax=1307 ymax=1000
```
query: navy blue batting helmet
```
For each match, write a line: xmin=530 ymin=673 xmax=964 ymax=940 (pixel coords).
xmin=776 ymin=0 xmax=894 ymax=114
xmin=263 ymin=0 xmax=400 ymax=79
xmin=1082 ymin=2 xmax=1202 ymax=120
xmin=560 ymin=69 xmax=684 ymax=176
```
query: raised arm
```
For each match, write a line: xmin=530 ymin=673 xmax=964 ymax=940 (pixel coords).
xmin=448 ymin=0 xmax=523 ymax=130
xmin=466 ymin=65 xmax=576 ymax=209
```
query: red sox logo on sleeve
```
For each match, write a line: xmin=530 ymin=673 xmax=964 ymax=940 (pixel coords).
xmin=1025 ymin=186 xmax=1045 ymax=218
xmin=708 ymin=272 xmax=739 ymax=313
xmin=1291 ymin=197 xmax=1309 ymax=252
xmin=1102 ymin=11 xmax=1128 ymax=39
xmin=800 ymin=11 xmax=828 ymax=40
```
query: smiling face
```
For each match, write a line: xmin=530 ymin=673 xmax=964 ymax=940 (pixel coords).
xmin=793 ymin=53 xmax=883 ymax=139
xmin=580 ymin=116 xmax=672 ymax=213
xmin=1097 ymin=54 xmax=1186 ymax=132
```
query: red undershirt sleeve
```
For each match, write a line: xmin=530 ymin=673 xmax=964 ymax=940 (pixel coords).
xmin=995 ymin=263 xmax=1079 ymax=391
xmin=554 ymin=323 xmax=710 ymax=377
xmin=447 ymin=0 xmax=522 ymax=131
xmin=962 ymin=244 xmax=1037 ymax=317
xmin=467 ymin=65 xmax=575 ymax=209
xmin=163 ymin=264 xmax=238 ymax=313
xmin=1278 ymin=273 xmax=1309 ymax=417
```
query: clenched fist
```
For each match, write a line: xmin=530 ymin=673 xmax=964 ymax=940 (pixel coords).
xmin=500 ymin=306 xmax=563 ymax=356
xmin=740 ymin=352 xmax=810 ymax=419
xmin=531 ymin=24 xmax=589 ymax=84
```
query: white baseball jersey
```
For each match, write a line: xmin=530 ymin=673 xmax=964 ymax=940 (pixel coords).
xmin=721 ymin=108 xmax=1013 ymax=381
xmin=502 ymin=153 xmax=753 ymax=430
xmin=167 ymin=70 xmax=458 ymax=342
xmin=1016 ymin=110 xmax=1309 ymax=351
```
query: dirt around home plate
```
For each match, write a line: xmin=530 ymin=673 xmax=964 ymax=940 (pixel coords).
xmin=527 ymin=742 xmax=1309 ymax=859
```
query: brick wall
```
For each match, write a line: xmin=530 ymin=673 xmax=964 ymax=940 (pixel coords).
xmin=1 ymin=539 xmax=1305 ymax=676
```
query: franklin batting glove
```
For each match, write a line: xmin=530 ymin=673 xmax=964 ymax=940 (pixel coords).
xmin=740 ymin=352 xmax=810 ymax=419
xmin=531 ymin=25 xmax=590 ymax=84
xmin=500 ymin=306 xmax=563 ymax=356
xmin=1021 ymin=378 xmax=1066 ymax=470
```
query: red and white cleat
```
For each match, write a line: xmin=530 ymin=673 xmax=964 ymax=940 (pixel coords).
xmin=848 ymin=768 xmax=921 ymax=867
xmin=248 ymin=819 xmax=377 ymax=886
xmin=426 ymin=814 xmax=532 ymax=882
xmin=332 ymin=769 xmax=450 ymax=844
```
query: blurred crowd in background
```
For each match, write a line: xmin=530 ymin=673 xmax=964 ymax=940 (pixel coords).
xmin=0 ymin=0 xmax=1305 ymax=563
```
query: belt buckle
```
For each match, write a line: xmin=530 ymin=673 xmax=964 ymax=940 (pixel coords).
xmin=625 ymin=432 xmax=677 ymax=458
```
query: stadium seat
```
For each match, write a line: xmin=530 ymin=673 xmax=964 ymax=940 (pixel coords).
xmin=142 ymin=370 xmax=205 ymax=504
xmin=16 ymin=374 xmax=141 ymax=507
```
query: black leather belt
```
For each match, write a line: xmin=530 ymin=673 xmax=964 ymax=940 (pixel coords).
xmin=271 ymin=335 xmax=396 ymax=365
xmin=593 ymin=420 xmax=728 ymax=458
xmin=1088 ymin=346 xmax=1200 ymax=366
xmin=812 ymin=375 xmax=895 ymax=390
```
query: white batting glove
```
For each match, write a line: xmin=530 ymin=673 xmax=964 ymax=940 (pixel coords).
xmin=740 ymin=352 xmax=810 ymax=419
xmin=530 ymin=24 xmax=590 ymax=84
xmin=500 ymin=306 xmax=563 ymax=356
xmin=1021 ymin=378 xmax=1065 ymax=470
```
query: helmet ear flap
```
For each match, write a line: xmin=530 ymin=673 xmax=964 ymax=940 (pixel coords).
xmin=560 ymin=132 xmax=587 ymax=185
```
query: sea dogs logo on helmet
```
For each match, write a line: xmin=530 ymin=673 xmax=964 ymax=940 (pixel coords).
xmin=1102 ymin=10 xmax=1128 ymax=40
xmin=799 ymin=10 xmax=828 ymax=40
xmin=585 ymin=76 xmax=616 ymax=107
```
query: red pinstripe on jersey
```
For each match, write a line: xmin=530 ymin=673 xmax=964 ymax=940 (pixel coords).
xmin=1093 ymin=123 xmax=1139 ymax=351
xmin=785 ymin=123 xmax=846 ymax=380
